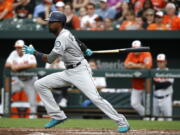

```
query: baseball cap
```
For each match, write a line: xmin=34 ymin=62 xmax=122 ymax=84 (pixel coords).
xmin=45 ymin=11 xmax=66 ymax=24
xmin=132 ymin=40 xmax=141 ymax=48
xmin=14 ymin=40 xmax=24 ymax=48
xmin=165 ymin=3 xmax=176 ymax=9
xmin=157 ymin=53 xmax=166 ymax=61
xmin=145 ymin=9 xmax=155 ymax=15
xmin=100 ymin=0 xmax=107 ymax=3
xmin=56 ymin=1 xmax=65 ymax=7
xmin=155 ymin=11 xmax=164 ymax=17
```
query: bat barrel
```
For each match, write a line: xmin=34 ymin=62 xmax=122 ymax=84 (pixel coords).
xmin=92 ymin=47 xmax=150 ymax=54
xmin=122 ymin=47 xmax=150 ymax=52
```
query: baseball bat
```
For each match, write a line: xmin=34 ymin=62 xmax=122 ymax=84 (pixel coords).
xmin=93 ymin=47 xmax=150 ymax=54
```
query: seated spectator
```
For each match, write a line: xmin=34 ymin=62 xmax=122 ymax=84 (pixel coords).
xmin=33 ymin=0 xmax=56 ymax=25
xmin=107 ymin=0 xmax=124 ymax=12
xmin=103 ymin=18 xmax=114 ymax=30
xmin=64 ymin=3 xmax=81 ymax=30
xmin=132 ymin=0 xmax=145 ymax=16
xmin=142 ymin=8 xmax=155 ymax=29
xmin=119 ymin=9 xmax=140 ymax=30
xmin=73 ymin=0 xmax=90 ymax=12
xmin=90 ymin=0 xmax=101 ymax=6
xmin=81 ymin=59 xmax=107 ymax=107
xmin=0 ymin=0 xmax=29 ymax=20
xmin=136 ymin=0 xmax=154 ymax=17
xmin=15 ymin=0 xmax=35 ymax=19
xmin=151 ymin=0 xmax=167 ymax=10
xmin=95 ymin=0 xmax=117 ymax=19
xmin=90 ymin=16 xmax=104 ymax=31
xmin=0 ymin=0 xmax=15 ymax=20
xmin=135 ymin=15 xmax=144 ymax=30
xmin=147 ymin=11 xmax=169 ymax=30
xmin=81 ymin=3 xmax=98 ymax=30
xmin=114 ymin=2 xmax=130 ymax=28
xmin=163 ymin=2 xmax=180 ymax=30
xmin=132 ymin=0 xmax=166 ymax=15
xmin=78 ymin=7 xmax=87 ymax=21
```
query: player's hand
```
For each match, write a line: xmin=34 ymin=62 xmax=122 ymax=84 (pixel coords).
xmin=23 ymin=45 xmax=35 ymax=54
xmin=85 ymin=49 xmax=93 ymax=56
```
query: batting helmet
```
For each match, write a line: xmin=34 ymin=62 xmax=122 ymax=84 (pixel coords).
xmin=45 ymin=11 xmax=66 ymax=26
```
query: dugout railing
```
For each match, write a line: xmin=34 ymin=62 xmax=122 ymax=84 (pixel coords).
xmin=2 ymin=68 xmax=180 ymax=119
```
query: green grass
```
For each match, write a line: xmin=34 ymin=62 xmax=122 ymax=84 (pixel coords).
xmin=0 ymin=118 xmax=180 ymax=130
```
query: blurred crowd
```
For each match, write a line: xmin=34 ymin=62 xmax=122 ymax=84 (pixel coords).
xmin=0 ymin=0 xmax=180 ymax=30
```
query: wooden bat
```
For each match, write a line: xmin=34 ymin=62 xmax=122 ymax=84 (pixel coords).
xmin=93 ymin=47 xmax=150 ymax=54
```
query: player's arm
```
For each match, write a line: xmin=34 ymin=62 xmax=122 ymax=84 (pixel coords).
xmin=143 ymin=53 xmax=152 ymax=69
xmin=34 ymin=51 xmax=49 ymax=62
xmin=75 ymin=38 xmax=93 ymax=56
xmin=4 ymin=63 xmax=11 ymax=69
xmin=11 ymin=63 xmax=37 ymax=71
xmin=13 ymin=0 xmax=27 ymax=9
xmin=124 ymin=59 xmax=149 ymax=69
xmin=125 ymin=62 xmax=147 ymax=69
xmin=4 ymin=52 xmax=13 ymax=69
xmin=124 ymin=53 xmax=152 ymax=69
xmin=34 ymin=50 xmax=59 ymax=64
xmin=124 ymin=54 xmax=144 ymax=69
xmin=0 ymin=9 xmax=9 ymax=20
xmin=23 ymin=45 xmax=59 ymax=63
xmin=0 ymin=0 xmax=25 ymax=20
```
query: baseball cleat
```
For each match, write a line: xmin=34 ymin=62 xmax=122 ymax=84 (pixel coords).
xmin=44 ymin=118 xmax=67 ymax=128
xmin=117 ymin=125 xmax=130 ymax=133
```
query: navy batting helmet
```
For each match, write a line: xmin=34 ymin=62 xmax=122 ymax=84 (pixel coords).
xmin=45 ymin=11 xmax=66 ymax=25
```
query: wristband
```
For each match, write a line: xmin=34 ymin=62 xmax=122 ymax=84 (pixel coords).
xmin=37 ymin=52 xmax=44 ymax=59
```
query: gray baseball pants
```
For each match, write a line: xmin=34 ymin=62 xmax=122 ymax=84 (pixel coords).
xmin=34 ymin=59 xmax=129 ymax=126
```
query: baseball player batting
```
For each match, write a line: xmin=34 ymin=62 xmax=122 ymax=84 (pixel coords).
xmin=23 ymin=11 xmax=130 ymax=133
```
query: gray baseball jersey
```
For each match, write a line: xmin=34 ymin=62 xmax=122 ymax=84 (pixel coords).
xmin=52 ymin=29 xmax=84 ymax=66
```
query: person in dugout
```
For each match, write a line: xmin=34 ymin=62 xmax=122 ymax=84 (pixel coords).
xmin=124 ymin=40 xmax=152 ymax=120
xmin=152 ymin=53 xmax=174 ymax=121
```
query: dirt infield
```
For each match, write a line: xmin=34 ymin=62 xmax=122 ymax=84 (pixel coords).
xmin=0 ymin=128 xmax=180 ymax=135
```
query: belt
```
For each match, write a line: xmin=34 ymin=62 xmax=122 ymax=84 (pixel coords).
xmin=154 ymin=94 xmax=169 ymax=99
xmin=66 ymin=62 xmax=81 ymax=69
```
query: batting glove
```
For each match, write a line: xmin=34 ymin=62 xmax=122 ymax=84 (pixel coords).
xmin=85 ymin=49 xmax=93 ymax=56
xmin=23 ymin=45 xmax=35 ymax=54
